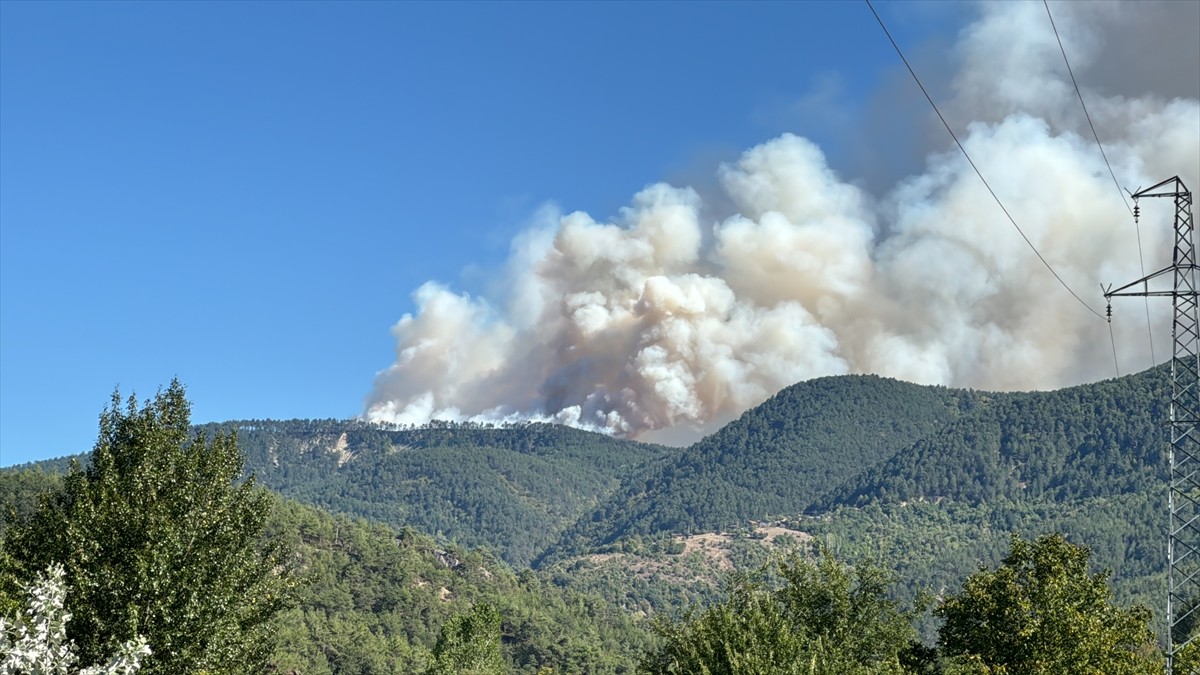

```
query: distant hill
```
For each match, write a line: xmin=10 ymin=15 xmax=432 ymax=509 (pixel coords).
xmin=534 ymin=366 xmax=1172 ymax=636
xmin=207 ymin=420 xmax=671 ymax=567
xmin=538 ymin=375 xmax=967 ymax=563
xmin=7 ymin=366 xmax=1177 ymax=636
xmin=821 ymin=366 xmax=1167 ymax=509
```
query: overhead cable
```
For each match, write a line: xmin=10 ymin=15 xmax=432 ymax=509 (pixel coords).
xmin=864 ymin=0 xmax=1105 ymax=321
xmin=1044 ymin=0 xmax=1156 ymax=365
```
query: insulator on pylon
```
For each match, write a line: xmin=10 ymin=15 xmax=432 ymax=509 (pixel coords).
xmin=1134 ymin=202 xmax=1140 ymax=223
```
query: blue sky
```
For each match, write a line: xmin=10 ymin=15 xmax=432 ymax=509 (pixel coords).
xmin=0 ymin=0 xmax=1099 ymax=466
xmin=14 ymin=0 xmax=1195 ymax=466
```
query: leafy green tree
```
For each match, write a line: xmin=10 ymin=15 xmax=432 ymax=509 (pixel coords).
xmin=1169 ymin=593 xmax=1200 ymax=674
xmin=936 ymin=533 xmax=1161 ymax=674
xmin=430 ymin=602 xmax=506 ymax=675
xmin=0 ymin=563 xmax=149 ymax=675
xmin=0 ymin=381 xmax=294 ymax=674
xmin=1175 ymin=640 xmax=1200 ymax=675
xmin=640 ymin=548 xmax=924 ymax=674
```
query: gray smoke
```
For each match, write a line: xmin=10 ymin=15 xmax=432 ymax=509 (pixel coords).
xmin=366 ymin=1 xmax=1199 ymax=443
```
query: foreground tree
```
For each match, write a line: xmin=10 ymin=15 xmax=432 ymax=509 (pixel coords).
xmin=0 ymin=381 xmax=294 ymax=674
xmin=0 ymin=563 xmax=148 ymax=675
xmin=640 ymin=548 xmax=925 ymax=674
xmin=937 ymin=533 xmax=1161 ymax=674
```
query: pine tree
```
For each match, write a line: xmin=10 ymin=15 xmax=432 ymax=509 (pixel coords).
xmin=0 ymin=381 xmax=294 ymax=674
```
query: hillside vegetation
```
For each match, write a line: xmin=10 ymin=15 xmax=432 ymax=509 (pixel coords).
xmin=538 ymin=367 xmax=1170 ymax=637
xmin=540 ymin=375 xmax=966 ymax=562
xmin=266 ymin=497 xmax=654 ymax=673
xmin=2 ymin=366 xmax=1182 ymax=671
xmin=0 ymin=465 xmax=653 ymax=673
xmin=823 ymin=367 xmax=1167 ymax=508
xmin=206 ymin=420 xmax=669 ymax=566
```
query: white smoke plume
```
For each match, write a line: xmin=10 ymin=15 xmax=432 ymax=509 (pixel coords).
xmin=366 ymin=1 xmax=1199 ymax=443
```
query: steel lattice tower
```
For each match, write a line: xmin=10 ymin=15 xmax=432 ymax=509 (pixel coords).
xmin=1105 ymin=176 xmax=1196 ymax=673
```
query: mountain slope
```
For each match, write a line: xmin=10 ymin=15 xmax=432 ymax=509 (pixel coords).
xmin=0 ymin=469 xmax=653 ymax=673
xmin=822 ymin=366 xmax=1168 ymax=509
xmin=265 ymin=497 xmax=654 ymax=674
xmin=213 ymin=420 xmax=671 ymax=566
xmin=540 ymin=375 xmax=966 ymax=562
xmin=5 ymin=367 xmax=1177 ymax=644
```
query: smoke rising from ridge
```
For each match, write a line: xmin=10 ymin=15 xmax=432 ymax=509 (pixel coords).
xmin=366 ymin=1 xmax=1199 ymax=443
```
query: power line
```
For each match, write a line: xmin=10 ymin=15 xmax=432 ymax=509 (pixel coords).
xmin=1044 ymin=0 xmax=1156 ymax=366
xmin=1108 ymin=319 xmax=1120 ymax=378
xmin=1042 ymin=1 xmax=1134 ymax=219
xmin=864 ymin=0 xmax=1105 ymax=321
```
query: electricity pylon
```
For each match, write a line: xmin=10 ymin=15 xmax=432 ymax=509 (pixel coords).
xmin=1105 ymin=176 xmax=1196 ymax=673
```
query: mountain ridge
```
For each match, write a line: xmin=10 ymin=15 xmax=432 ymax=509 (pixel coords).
xmin=6 ymin=366 xmax=1174 ymax=608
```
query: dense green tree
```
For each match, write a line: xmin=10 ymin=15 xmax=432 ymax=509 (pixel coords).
xmin=430 ymin=603 xmax=506 ymax=675
xmin=0 ymin=381 xmax=294 ymax=674
xmin=2 ymin=469 xmax=653 ymax=674
xmin=640 ymin=549 xmax=923 ymax=674
xmin=937 ymin=533 xmax=1161 ymax=674
xmin=0 ymin=563 xmax=149 ymax=675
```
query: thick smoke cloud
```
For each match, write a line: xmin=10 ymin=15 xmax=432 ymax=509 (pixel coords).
xmin=366 ymin=1 xmax=1199 ymax=443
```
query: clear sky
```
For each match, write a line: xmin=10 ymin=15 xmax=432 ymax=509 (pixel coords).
xmin=3 ymin=1 xmax=1195 ymax=466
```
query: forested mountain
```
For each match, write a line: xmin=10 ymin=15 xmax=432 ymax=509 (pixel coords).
xmin=539 ymin=367 xmax=1167 ymax=557
xmin=202 ymin=420 xmax=670 ymax=566
xmin=10 ymin=367 xmax=1171 ymax=577
xmin=539 ymin=375 xmax=966 ymax=562
xmin=197 ymin=367 xmax=1177 ymax=640
xmin=0 ymin=468 xmax=652 ymax=673
xmin=822 ymin=366 xmax=1167 ymax=508
xmin=265 ymin=497 xmax=653 ymax=673
xmin=2 ymin=365 xmax=1183 ymax=669
xmin=530 ymin=366 xmax=1171 ymax=641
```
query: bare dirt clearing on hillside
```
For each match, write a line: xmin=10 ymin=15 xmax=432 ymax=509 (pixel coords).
xmin=582 ymin=524 xmax=813 ymax=578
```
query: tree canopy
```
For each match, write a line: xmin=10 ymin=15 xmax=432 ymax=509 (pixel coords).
xmin=640 ymin=548 xmax=924 ymax=674
xmin=0 ymin=563 xmax=149 ymax=675
xmin=0 ymin=381 xmax=294 ymax=674
xmin=937 ymin=533 xmax=1161 ymax=674
xmin=430 ymin=603 xmax=506 ymax=675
